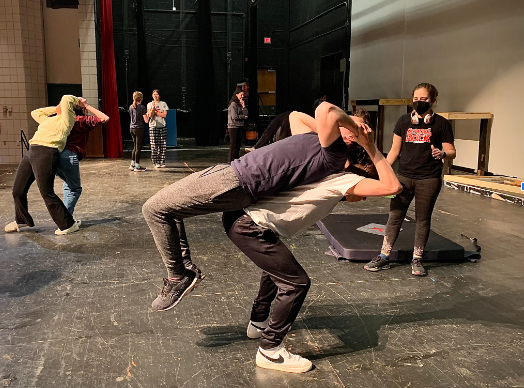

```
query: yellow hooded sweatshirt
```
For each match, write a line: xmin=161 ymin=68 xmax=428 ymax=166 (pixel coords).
xmin=29 ymin=95 xmax=80 ymax=152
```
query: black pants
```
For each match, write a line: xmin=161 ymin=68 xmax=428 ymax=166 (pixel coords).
xmin=227 ymin=126 xmax=244 ymax=163
xmin=254 ymin=111 xmax=292 ymax=149
xmin=383 ymin=174 xmax=442 ymax=258
xmin=130 ymin=127 xmax=145 ymax=164
xmin=12 ymin=145 xmax=74 ymax=231
xmin=223 ymin=210 xmax=311 ymax=350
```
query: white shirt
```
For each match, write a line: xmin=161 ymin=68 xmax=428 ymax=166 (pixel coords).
xmin=147 ymin=101 xmax=169 ymax=127
xmin=245 ymin=173 xmax=365 ymax=238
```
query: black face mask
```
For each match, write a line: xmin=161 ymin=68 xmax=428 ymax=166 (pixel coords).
xmin=413 ymin=100 xmax=431 ymax=115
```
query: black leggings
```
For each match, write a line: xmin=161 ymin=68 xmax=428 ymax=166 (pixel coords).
xmin=222 ymin=210 xmax=311 ymax=350
xmin=12 ymin=145 xmax=74 ymax=230
xmin=130 ymin=127 xmax=145 ymax=164
xmin=227 ymin=126 xmax=244 ymax=163
xmin=382 ymin=175 xmax=442 ymax=258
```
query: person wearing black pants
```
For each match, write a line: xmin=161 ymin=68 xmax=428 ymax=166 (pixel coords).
xmin=227 ymin=87 xmax=248 ymax=162
xmin=364 ymin=83 xmax=456 ymax=276
xmin=245 ymin=111 xmax=292 ymax=152
xmin=129 ymin=91 xmax=148 ymax=171
xmin=5 ymin=95 xmax=81 ymax=235
xmin=222 ymin=210 xmax=310 ymax=352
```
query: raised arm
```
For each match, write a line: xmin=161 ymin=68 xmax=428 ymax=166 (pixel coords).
xmin=315 ymin=102 xmax=359 ymax=147
xmin=347 ymin=126 xmax=402 ymax=198
xmin=288 ymin=111 xmax=316 ymax=135
xmin=58 ymin=95 xmax=80 ymax=132
xmin=31 ymin=106 xmax=57 ymax=124
xmin=79 ymin=98 xmax=109 ymax=123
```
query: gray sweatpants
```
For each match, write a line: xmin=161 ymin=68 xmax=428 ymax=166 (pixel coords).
xmin=142 ymin=164 xmax=254 ymax=278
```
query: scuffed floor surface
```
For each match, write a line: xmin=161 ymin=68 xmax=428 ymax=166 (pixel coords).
xmin=1 ymin=147 xmax=523 ymax=388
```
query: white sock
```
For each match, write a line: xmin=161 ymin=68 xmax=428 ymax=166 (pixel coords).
xmin=135 ymin=163 xmax=140 ymax=169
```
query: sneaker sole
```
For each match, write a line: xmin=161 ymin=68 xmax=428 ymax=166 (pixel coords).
xmin=157 ymin=275 xmax=200 ymax=312
xmin=412 ymin=270 xmax=427 ymax=277
xmin=364 ymin=264 xmax=390 ymax=272
xmin=256 ymin=359 xmax=312 ymax=374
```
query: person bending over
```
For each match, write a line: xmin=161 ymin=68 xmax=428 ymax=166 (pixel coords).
xmin=142 ymin=102 xmax=367 ymax=312
xmin=222 ymin=123 xmax=401 ymax=373
xmin=5 ymin=95 xmax=81 ymax=235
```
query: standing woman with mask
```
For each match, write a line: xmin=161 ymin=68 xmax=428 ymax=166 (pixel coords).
xmin=364 ymin=83 xmax=456 ymax=276
xmin=147 ymin=89 xmax=169 ymax=168
xmin=227 ymin=87 xmax=248 ymax=163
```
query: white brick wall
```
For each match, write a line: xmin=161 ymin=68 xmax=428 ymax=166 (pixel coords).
xmin=79 ymin=0 xmax=98 ymax=109
xmin=0 ymin=0 xmax=46 ymax=164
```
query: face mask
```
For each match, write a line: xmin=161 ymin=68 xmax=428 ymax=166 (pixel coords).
xmin=413 ymin=100 xmax=431 ymax=115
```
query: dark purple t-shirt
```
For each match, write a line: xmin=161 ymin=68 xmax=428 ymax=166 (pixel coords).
xmin=231 ymin=131 xmax=347 ymax=201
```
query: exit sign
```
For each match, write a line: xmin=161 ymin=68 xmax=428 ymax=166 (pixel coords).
xmin=264 ymin=37 xmax=271 ymax=44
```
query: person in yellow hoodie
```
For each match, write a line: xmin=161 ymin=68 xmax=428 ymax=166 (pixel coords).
xmin=5 ymin=95 xmax=82 ymax=235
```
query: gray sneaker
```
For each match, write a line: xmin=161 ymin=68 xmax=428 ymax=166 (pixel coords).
xmin=151 ymin=271 xmax=198 ymax=311
xmin=411 ymin=259 xmax=427 ymax=276
xmin=364 ymin=255 xmax=390 ymax=272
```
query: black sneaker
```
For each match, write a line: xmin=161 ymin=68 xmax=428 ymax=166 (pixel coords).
xmin=151 ymin=271 xmax=198 ymax=311
xmin=411 ymin=259 xmax=427 ymax=276
xmin=364 ymin=255 xmax=390 ymax=272
xmin=185 ymin=262 xmax=205 ymax=281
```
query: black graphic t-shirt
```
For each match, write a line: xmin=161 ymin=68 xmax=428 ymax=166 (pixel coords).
xmin=394 ymin=113 xmax=454 ymax=179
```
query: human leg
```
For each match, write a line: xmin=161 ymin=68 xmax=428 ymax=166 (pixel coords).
xmin=365 ymin=175 xmax=415 ymax=271
xmin=143 ymin=165 xmax=253 ymax=310
xmin=9 ymin=156 xmax=36 ymax=229
xmin=411 ymin=177 xmax=442 ymax=276
xmin=56 ymin=149 xmax=82 ymax=215
xmin=158 ymin=126 xmax=166 ymax=166
xmin=150 ymin=126 xmax=159 ymax=166
xmin=29 ymin=145 xmax=75 ymax=231
xmin=223 ymin=212 xmax=312 ymax=373
xmin=228 ymin=127 xmax=241 ymax=162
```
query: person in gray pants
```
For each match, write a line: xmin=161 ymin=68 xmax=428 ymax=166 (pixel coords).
xmin=142 ymin=103 xmax=369 ymax=312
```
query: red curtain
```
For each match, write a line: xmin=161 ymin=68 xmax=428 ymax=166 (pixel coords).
xmin=100 ymin=0 xmax=123 ymax=158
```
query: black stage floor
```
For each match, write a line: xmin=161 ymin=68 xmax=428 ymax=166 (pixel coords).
xmin=1 ymin=145 xmax=524 ymax=387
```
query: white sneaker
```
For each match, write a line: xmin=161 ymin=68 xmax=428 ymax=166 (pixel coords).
xmin=55 ymin=220 xmax=81 ymax=235
xmin=256 ymin=345 xmax=312 ymax=373
xmin=5 ymin=221 xmax=28 ymax=233
xmin=129 ymin=164 xmax=135 ymax=170
xmin=247 ymin=318 xmax=270 ymax=339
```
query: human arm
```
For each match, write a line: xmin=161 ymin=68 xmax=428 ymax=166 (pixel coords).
xmin=58 ymin=95 xmax=80 ymax=132
xmin=147 ymin=102 xmax=156 ymax=119
xmin=386 ymin=133 xmax=403 ymax=165
xmin=346 ymin=126 xmax=402 ymax=198
xmin=431 ymin=142 xmax=456 ymax=160
xmin=154 ymin=102 xmax=169 ymax=118
xmin=79 ymin=98 xmax=109 ymax=123
xmin=289 ymin=111 xmax=316 ymax=135
xmin=30 ymin=106 xmax=58 ymax=124
xmin=315 ymin=102 xmax=359 ymax=147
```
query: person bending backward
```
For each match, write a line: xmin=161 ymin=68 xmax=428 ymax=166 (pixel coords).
xmin=5 ymin=95 xmax=82 ymax=235
xmin=56 ymin=98 xmax=109 ymax=215
xmin=142 ymin=102 xmax=368 ymax=312
xmin=222 ymin=123 xmax=401 ymax=373
xmin=364 ymin=83 xmax=456 ymax=276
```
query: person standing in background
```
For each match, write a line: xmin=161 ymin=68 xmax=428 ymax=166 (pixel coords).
xmin=129 ymin=91 xmax=148 ymax=172
xmin=227 ymin=87 xmax=248 ymax=163
xmin=56 ymin=97 xmax=109 ymax=215
xmin=147 ymin=89 xmax=169 ymax=168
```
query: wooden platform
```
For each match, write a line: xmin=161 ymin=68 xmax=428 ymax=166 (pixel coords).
xmin=444 ymin=174 xmax=524 ymax=206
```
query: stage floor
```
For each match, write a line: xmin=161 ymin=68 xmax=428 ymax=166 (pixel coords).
xmin=1 ymin=145 xmax=524 ymax=387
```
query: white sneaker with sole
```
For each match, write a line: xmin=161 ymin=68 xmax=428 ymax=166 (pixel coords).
xmin=247 ymin=318 xmax=270 ymax=339
xmin=256 ymin=345 xmax=312 ymax=373
xmin=4 ymin=221 xmax=28 ymax=233
xmin=55 ymin=220 xmax=81 ymax=235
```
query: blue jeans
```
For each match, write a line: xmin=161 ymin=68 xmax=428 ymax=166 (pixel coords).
xmin=56 ymin=149 xmax=82 ymax=215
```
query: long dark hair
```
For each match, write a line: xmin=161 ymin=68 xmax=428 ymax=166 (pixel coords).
xmin=229 ymin=87 xmax=243 ymax=106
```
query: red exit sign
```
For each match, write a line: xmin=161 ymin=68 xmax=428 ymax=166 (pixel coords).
xmin=264 ymin=37 xmax=271 ymax=44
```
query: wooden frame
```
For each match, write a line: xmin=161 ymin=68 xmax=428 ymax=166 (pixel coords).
xmin=350 ymin=99 xmax=412 ymax=152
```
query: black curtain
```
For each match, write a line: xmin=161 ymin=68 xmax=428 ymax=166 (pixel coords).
xmin=136 ymin=0 xmax=149 ymax=95
xmin=195 ymin=0 xmax=219 ymax=146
